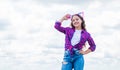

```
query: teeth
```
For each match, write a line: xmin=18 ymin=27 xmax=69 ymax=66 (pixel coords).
xmin=74 ymin=22 xmax=78 ymax=24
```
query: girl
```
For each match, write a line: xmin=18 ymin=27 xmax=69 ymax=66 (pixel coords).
xmin=54 ymin=13 xmax=96 ymax=70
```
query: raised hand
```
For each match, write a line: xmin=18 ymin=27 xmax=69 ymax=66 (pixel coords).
xmin=59 ymin=14 xmax=71 ymax=22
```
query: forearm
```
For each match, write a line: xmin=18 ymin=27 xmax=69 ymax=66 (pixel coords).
xmin=58 ymin=18 xmax=64 ymax=23
xmin=54 ymin=14 xmax=70 ymax=33
xmin=58 ymin=14 xmax=70 ymax=23
xmin=84 ymin=49 xmax=92 ymax=54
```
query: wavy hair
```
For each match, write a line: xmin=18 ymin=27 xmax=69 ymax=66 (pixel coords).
xmin=71 ymin=14 xmax=86 ymax=31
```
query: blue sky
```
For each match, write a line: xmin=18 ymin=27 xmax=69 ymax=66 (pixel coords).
xmin=0 ymin=0 xmax=120 ymax=70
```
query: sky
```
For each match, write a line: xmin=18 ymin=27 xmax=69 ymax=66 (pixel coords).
xmin=0 ymin=0 xmax=120 ymax=70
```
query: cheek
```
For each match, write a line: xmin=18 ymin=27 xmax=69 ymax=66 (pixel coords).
xmin=78 ymin=23 xmax=81 ymax=26
xmin=79 ymin=20 xmax=82 ymax=23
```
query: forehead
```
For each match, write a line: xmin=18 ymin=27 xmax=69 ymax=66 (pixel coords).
xmin=72 ymin=15 xmax=80 ymax=19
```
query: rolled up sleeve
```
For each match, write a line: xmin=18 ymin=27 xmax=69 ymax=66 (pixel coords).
xmin=54 ymin=21 xmax=66 ymax=34
xmin=87 ymin=33 xmax=96 ymax=52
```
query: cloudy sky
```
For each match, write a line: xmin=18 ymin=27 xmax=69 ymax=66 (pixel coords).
xmin=0 ymin=0 xmax=120 ymax=70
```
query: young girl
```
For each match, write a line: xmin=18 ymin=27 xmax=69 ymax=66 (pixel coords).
xmin=54 ymin=13 xmax=96 ymax=70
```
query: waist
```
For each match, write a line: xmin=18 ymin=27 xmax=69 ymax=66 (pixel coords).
xmin=65 ymin=48 xmax=83 ymax=55
xmin=65 ymin=43 xmax=83 ymax=50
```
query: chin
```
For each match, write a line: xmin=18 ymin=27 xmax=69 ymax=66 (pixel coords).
xmin=74 ymin=25 xmax=80 ymax=27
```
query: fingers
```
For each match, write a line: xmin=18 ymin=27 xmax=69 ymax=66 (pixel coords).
xmin=65 ymin=14 xmax=71 ymax=19
xmin=62 ymin=14 xmax=71 ymax=20
xmin=79 ymin=50 xmax=85 ymax=55
xmin=59 ymin=14 xmax=71 ymax=22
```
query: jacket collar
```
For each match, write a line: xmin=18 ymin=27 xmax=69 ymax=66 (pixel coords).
xmin=72 ymin=28 xmax=85 ymax=33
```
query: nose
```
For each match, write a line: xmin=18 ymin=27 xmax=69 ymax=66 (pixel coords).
xmin=75 ymin=19 xmax=79 ymax=22
xmin=74 ymin=20 xmax=78 ymax=23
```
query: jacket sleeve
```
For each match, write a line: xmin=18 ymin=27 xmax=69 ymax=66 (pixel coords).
xmin=54 ymin=21 xmax=66 ymax=34
xmin=87 ymin=33 xmax=96 ymax=52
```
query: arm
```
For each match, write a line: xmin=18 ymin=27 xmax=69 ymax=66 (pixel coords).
xmin=80 ymin=49 xmax=92 ymax=55
xmin=80 ymin=33 xmax=96 ymax=55
xmin=54 ymin=21 xmax=66 ymax=34
xmin=87 ymin=33 xmax=96 ymax=52
xmin=54 ymin=14 xmax=71 ymax=34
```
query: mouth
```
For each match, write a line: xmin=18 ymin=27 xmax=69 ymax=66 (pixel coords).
xmin=73 ymin=22 xmax=79 ymax=25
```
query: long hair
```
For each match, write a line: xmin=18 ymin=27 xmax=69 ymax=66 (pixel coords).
xmin=71 ymin=14 xmax=86 ymax=31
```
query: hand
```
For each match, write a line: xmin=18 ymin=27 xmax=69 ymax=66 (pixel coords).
xmin=79 ymin=49 xmax=92 ymax=55
xmin=59 ymin=14 xmax=71 ymax=22
xmin=79 ymin=50 xmax=86 ymax=55
xmin=63 ymin=14 xmax=71 ymax=20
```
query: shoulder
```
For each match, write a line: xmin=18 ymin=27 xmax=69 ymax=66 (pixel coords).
xmin=82 ymin=30 xmax=91 ymax=37
xmin=65 ymin=27 xmax=73 ymax=30
xmin=64 ymin=27 xmax=74 ymax=34
xmin=57 ymin=26 xmax=73 ymax=31
xmin=82 ymin=30 xmax=90 ymax=34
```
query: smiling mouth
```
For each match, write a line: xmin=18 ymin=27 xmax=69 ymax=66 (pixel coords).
xmin=74 ymin=22 xmax=79 ymax=25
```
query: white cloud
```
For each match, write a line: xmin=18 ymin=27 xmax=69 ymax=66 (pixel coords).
xmin=0 ymin=0 xmax=120 ymax=70
xmin=88 ymin=1 xmax=102 ymax=9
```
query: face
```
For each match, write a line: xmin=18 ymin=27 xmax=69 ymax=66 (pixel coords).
xmin=71 ymin=15 xmax=82 ymax=28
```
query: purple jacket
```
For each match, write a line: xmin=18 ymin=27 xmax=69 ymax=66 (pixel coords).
xmin=54 ymin=21 xmax=96 ymax=53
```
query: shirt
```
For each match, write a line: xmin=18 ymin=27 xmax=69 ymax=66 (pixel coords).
xmin=54 ymin=21 xmax=96 ymax=54
xmin=71 ymin=30 xmax=81 ymax=46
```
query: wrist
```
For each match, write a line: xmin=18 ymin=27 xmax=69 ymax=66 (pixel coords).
xmin=79 ymin=50 xmax=85 ymax=55
xmin=83 ymin=51 xmax=87 ymax=55
xmin=84 ymin=49 xmax=92 ymax=55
